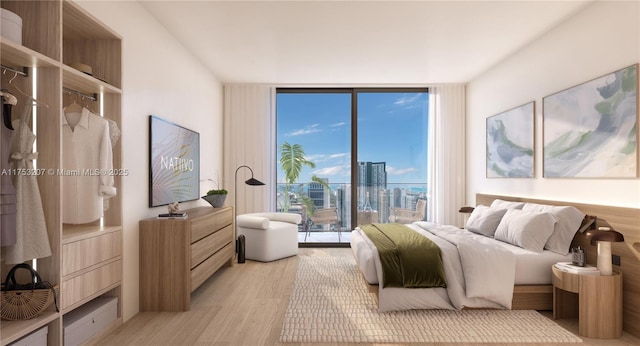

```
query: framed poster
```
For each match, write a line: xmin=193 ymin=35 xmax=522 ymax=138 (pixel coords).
xmin=543 ymin=64 xmax=638 ymax=178
xmin=486 ymin=102 xmax=534 ymax=178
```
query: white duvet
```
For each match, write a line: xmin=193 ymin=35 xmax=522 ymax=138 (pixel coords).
xmin=351 ymin=222 xmax=518 ymax=312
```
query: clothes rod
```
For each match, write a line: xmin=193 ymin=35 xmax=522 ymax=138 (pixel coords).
xmin=63 ymin=87 xmax=98 ymax=102
xmin=1 ymin=64 xmax=28 ymax=78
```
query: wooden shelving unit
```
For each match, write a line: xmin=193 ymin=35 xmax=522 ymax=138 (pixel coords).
xmin=0 ymin=1 xmax=123 ymax=344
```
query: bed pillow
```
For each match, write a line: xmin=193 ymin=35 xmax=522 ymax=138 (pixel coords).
xmin=465 ymin=205 xmax=507 ymax=237
xmin=490 ymin=199 xmax=525 ymax=210
xmin=494 ymin=209 xmax=557 ymax=253
xmin=522 ymin=203 xmax=585 ymax=255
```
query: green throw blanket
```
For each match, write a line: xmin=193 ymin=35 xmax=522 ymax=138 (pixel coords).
xmin=360 ymin=223 xmax=447 ymax=288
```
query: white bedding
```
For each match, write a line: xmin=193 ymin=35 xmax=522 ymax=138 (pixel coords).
xmin=350 ymin=221 xmax=571 ymax=312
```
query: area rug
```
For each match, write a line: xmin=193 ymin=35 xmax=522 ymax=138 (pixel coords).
xmin=280 ymin=255 xmax=582 ymax=343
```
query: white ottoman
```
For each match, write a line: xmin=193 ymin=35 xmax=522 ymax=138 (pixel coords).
xmin=236 ymin=212 xmax=301 ymax=262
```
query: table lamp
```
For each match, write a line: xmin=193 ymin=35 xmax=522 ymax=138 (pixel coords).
xmin=587 ymin=227 xmax=624 ymax=275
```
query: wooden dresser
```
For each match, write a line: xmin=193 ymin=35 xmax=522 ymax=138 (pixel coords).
xmin=139 ymin=206 xmax=234 ymax=311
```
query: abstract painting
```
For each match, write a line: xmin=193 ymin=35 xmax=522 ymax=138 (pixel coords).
xmin=486 ymin=102 xmax=534 ymax=178
xmin=543 ymin=64 xmax=638 ymax=178
xmin=149 ymin=115 xmax=200 ymax=207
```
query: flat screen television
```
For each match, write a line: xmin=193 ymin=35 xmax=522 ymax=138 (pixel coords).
xmin=148 ymin=115 xmax=200 ymax=207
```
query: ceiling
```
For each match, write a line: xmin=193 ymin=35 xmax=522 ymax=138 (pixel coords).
xmin=140 ymin=0 xmax=592 ymax=85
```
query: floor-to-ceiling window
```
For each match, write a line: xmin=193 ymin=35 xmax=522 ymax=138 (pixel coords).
xmin=276 ymin=88 xmax=428 ymax=246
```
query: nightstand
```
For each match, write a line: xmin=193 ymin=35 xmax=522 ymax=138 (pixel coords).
xmin=552 ymin=265 xmax=623 ymax=339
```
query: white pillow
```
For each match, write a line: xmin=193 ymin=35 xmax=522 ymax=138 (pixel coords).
xmin=490 ymin=199 xmax=525 ymax=210
xmin=522 ymin=203 xmax=585 ymax=255
xmin=465 ymin=205 xmax=507 ymax=237
xmin=494 ymin=209 xmax=557 ymax=253
xmin=236 ymin=215 xmax=270 ymax=230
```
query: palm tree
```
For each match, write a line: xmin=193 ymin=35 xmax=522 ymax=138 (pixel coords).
xmin=279 ymin=142 xmax=315 ymax=212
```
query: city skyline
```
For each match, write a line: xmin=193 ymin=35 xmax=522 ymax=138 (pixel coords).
xmin=276 ymin=91 xmax=429 ymax=185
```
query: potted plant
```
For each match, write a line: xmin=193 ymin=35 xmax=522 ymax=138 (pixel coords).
xmin=202 ymin=189 xmax=227 ymax=208
xmin=202 ymin=175 xmax=228 ymax=208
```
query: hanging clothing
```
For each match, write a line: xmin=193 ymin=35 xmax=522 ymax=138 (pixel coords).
xmin=103 ymin=118 xmax=120 ymax=212
xmin=1 ymin=94 xmax=17 ymax=246
xmin=62 ymin=106 xmax=116 ymax=224
xmin=2 ymin=90 xmax=16 ymax=130
xmin=106 ymin=118 xmax=121 ymax=147
xmin=3 ymin=97 xmax=51 ymax=263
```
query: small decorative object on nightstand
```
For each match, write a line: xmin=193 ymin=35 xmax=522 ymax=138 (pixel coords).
xmin=552 ymin=265 xmax=622 ymax=339
xmin=586 ymin=226 xmax=625 ymax=276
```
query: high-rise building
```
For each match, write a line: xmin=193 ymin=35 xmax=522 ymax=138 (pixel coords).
xmin=308 ymin=178 xmax=329 ymax=208
xmin=335 ymin=185 xmax=351 ymax=229
xmin=357 ymin=161 xmax=387 ymax=212
xmin=377 ymin=189 xmax=390 ymax=223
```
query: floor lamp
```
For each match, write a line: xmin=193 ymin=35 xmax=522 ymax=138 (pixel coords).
xmin=234 ymin=165 xmax=265 ymax=253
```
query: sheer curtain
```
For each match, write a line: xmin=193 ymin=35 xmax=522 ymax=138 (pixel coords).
xmin=427 ymin=84 xmax=466 ymax=227
xmin=223 ymin=85 xmax=276 ymax=215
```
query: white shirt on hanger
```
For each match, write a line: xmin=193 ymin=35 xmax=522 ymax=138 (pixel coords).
xmin=62 ymin=107 xmax=116 ymax=224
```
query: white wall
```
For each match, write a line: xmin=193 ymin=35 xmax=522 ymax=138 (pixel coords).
xmin=77 ymin=1 xmax=223 ymax=321
xmin=467 ymin=1 xmax=640 ymax=207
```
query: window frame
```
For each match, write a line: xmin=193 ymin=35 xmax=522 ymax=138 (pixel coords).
xmin=276 ymin=87 xmax=429 ymax=241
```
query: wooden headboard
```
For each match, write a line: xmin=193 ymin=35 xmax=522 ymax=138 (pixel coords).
xmin=476 ymin=193 xmax=640 ymax=337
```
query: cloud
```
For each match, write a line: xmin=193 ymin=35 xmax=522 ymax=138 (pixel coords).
xmin=387 ymin=166 xmax=417 ymax=175
xmin=329 ymin=152 xmax=349 ymax=159
xmin=305 ymin=152 xmax=350 ymax=163
xmin=314 ymin=165 xmax=350 ymax=176
xmin=287 ymin=123 xmax=321 ymax=136
xmin=393 ymin=93 xmax=426 ymax=110
xmin=305 ymin=154 xmax=327 ymax=162
xmin=330 ymin=122 xmax=346 ymax=127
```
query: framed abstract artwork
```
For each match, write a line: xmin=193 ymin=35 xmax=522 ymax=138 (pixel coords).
xmin=543 ymin=64 xmax=638 ymax=178
xmin=486 ymin=101 xmax=535 ymax=178
xmin=148 ymin=115 xmax=200 ymax=207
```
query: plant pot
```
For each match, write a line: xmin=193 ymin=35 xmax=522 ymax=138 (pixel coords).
xmin=202 ymin=194 xmax=227 ymax=208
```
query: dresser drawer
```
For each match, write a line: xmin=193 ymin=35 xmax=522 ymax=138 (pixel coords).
xmin=62 ymin=231 xmax=122 ymax=277
xmin=191 ymin=224 xmax=233 ymax=268
xmin=191 ymin=242 xmax=233 ymax=292
xmin=61 ymin=260 xmax=122 ymax=310
xmin=191 ymin=207 xmax=233 ymax=243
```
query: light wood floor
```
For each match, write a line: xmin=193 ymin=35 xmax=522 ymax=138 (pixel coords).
xmin=98 ymin=248 xmax=640 ymax=346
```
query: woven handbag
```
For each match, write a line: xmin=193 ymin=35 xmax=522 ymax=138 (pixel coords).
xmin=1 ymin=263 xmax=59 ymax=320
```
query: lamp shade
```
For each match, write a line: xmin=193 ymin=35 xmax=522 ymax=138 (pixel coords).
xmin=245 ymin=177 xmax=265 ymax=186
xmin=587 ymin=229 xmax=624 ymax=246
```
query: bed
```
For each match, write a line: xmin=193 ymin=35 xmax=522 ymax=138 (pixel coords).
xmin=350 ymin=194 xmax=587 ymax=312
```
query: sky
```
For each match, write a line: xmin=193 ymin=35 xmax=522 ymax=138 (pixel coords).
xmin=276 ymin=91 xmax=429 ymax=185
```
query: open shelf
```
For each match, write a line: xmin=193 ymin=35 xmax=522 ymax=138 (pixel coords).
xmin=0 ymin=312 xmax=60 ymax=345
xmin=62 ymin=65 xmax=121 ymax=96
xmin=0 ymin=39 xmax=59 ymax=70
